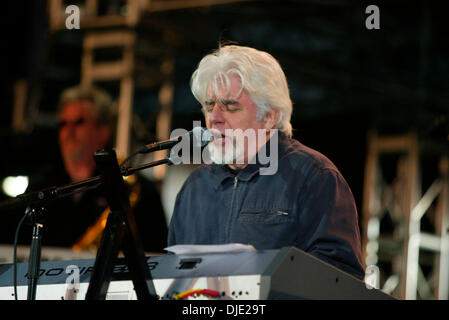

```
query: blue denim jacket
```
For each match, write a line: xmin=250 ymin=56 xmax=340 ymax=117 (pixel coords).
xmin=168 ymin=132 xmax=365 ymax=279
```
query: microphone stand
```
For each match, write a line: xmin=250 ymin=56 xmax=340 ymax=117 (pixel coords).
xmin=25 ymin=206 xmax=44 ymax=300
xmin=0 ymin=153 xmax=173 ymax=300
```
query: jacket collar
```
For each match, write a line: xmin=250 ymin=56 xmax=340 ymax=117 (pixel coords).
xmin=207 ymin=130 xmax=290 ymax=190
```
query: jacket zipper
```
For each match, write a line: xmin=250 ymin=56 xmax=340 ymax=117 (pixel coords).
xmin=226 ymin=176 xmax=239 ymax=242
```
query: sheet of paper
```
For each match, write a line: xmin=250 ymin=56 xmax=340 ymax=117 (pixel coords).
xmin=164 ymin=243 xmax=256 ymax=255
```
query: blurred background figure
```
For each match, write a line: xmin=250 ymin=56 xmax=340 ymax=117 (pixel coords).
xmin=58 ymin=86 xmax=114 ymax=183
xmin=4 ymin=85 xmax=168 ymax=255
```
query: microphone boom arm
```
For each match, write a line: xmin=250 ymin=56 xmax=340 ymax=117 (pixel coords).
xmin=0 ymin=155 xmax=173 ymax=212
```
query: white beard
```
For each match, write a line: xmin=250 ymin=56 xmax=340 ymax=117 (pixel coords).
xmin=206 ymin=136 xmax=245 ymax=165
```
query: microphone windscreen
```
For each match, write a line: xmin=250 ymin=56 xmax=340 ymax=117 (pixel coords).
xmin=192 ymin=127 xmax=213 ymax=147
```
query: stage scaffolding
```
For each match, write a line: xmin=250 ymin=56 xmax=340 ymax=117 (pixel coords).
xmin=362 ymin=131 xmax=449 ymax=300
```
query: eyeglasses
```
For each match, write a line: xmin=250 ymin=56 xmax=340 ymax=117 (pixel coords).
xmin=58 ymin=117 xmax=87 ymax=129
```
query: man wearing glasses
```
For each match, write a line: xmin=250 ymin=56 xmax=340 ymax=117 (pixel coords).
xmin=42 ymin=86 xmax=168 ymax=253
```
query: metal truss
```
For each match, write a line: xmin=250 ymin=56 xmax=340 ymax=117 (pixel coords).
xmin=362 ymin=131 xmax=449 ymax=300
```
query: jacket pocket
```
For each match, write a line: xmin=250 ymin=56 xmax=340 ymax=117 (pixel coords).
xmin=232 ymin=208 xmax=296 ymax=249
xmin=238 ymin=208 xmax=294 ymax=224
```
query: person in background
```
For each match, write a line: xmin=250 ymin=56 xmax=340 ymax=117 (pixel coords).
xmin=18 ymin=85 xmax=168 ymax=253
xmin=58 ymin=86 xmax=114 ymax=183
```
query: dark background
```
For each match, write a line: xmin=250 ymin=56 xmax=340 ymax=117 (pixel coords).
xmin=0 ymin=0 xmax=448 ymax=240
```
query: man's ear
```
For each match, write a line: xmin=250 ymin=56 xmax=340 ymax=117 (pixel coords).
xmin=263 ymin=110 xmax=279 ymax=130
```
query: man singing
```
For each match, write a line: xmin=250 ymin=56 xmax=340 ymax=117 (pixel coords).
xmin=168 ymin=45 xmax=365 ymax=279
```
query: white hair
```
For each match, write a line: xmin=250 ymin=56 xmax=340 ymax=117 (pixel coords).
xmin=190 ymin=45 xmax=293 ymax=137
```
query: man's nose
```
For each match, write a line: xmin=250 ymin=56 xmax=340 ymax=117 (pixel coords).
xmin=207 ymin=104 xmax=226 ymax=125
xmin=59 ymin=123 xmax=77 ymax=138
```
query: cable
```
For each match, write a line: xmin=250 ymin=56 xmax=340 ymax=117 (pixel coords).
xmin=119 ymin=150 xmax=140 ymax=169
xmin=119 ymin=149 xmax=144 ymax=177
xmin=13 ymin=212 xmax=28 ymax=300
xmin=174 ymin=289 xmax=220 ymax=300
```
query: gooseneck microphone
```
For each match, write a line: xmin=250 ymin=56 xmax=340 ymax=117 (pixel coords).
xmin=119 ymin=127 xmax=213 ymax=170
xmin=138 ymin=127 xmax=212 ymax=154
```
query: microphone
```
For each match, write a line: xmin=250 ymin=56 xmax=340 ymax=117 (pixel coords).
xmin=138 ymin=127 xmax=213 ymax=154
